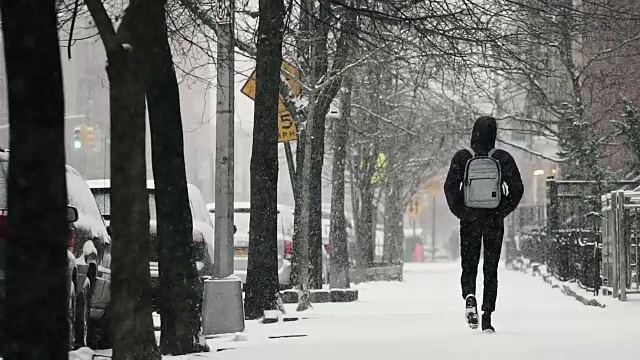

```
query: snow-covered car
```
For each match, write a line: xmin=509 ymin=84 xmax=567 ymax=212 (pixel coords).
xmin=65 ymin=167 xmax=113 ymax=349
xmin=207 ymin=202 xmax=292 ymax=289
xmin=87 ymin=179 xmax=214 ymax=312
xmin=0 ymin=150 xmax=112 ymax=351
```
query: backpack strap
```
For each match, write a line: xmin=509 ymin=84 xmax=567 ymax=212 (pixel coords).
xmin=466 ymin=148 xmax=475 ymax=157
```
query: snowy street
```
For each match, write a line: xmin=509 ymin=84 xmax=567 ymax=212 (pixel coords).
xmin=160 ymin=262 xmax=640 ymax=360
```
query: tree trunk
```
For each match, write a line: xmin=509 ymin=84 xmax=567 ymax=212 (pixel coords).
xmin=382 ymin=198 xmax=392 ymax=263
xmin=383 ymin=165 xmax=404 ymax=266
xmin=296 ymin=85 xmax=317 ymax=311
xmin=107 ymin=50 xmax=160 ymax=360
xmin=309 ymin=110 xmax=325 ymax=289
xmin=349 ymin=170 xmax=360 ymax=262
xmin=329 ymin=78 xmax=353 ymax=289
xmin=1 ymin=2 xmax=68 ymax=358
xmin=143 ymin=2 xmax=206 ymax=355
xmin=102 ymin=6 xmax=160 ymax=360
xmin=244 ymin=0 xmax=286 ymax=320
xmin=356 ymin=183 xmax=375 ymax=268
xmin=290 ymin=134 xmax=305 ymax=287
xmin=84 ymin=1 xmax=159 ymax=358
xmin=293 ymin=0 xmax=357 ymax=288
xmin=307 ymin=0 xmax=333 ymax=290
xmin=290 ymin=0 xmax=313 ymax=290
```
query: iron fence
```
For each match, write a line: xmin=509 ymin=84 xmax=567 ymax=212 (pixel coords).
xmin=508 ymin=179 xmax=639 ymax=295
xmin=600 ymin=190 xmax=640 ymax=300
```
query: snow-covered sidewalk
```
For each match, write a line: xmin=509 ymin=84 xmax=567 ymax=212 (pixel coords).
xmin=200 ymin=262 xmax=640 ymax=360
xmin=82 ymin=262 xmax=640 ymax=359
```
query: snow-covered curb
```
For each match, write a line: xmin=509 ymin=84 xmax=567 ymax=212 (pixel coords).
xmin=508 ymin=257 xmax=606 ymax=308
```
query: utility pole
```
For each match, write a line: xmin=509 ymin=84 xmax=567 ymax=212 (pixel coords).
xmin=203 ymin=0 xmax=245 ymax=337
xmin=213 ymin=0 xmax=235 ymax=279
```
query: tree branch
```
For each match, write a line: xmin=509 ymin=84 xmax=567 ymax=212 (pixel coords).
xmin=577 ymin=33 xmax=640 ymax=81
xmin=497 ymin=138 xmax=565 ymax=163
xmin=177 ymin=0 xmax=257 ymax=57
xmin=351 ymin=103 xmax=417 ymax=136
xmin=494 ymin=114 xmax=559 ymax=139
xmin=84 ymin=0 xmax=120 ymax=55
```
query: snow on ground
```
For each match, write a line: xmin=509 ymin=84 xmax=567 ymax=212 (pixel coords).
xmin=159 ymin=261 xmax=640 ymax=360
xmin=513 ymin=258 xmax=640 ymax=311
xmin=71 ymin=261 xmax=640 ymax=359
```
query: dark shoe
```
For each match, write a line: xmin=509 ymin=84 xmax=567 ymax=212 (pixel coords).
xmin=465 ymin=294 xmax=479 ymax=329
xmin=482 ymin=312 xmax=495 ymax=333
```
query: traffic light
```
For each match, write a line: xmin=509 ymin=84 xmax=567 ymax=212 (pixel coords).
xmin=72 ymin=126 xmax=83 ymax=149
xmin=82 ymin=126 xmax=95 ymax=150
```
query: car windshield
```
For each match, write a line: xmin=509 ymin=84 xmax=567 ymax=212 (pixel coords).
xmin=92 ymin=188 xmax=157 ymax=220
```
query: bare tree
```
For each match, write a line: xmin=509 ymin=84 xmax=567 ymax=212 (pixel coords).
xmin=84 ymin=0 xmax=160 ymax=358
xmin=142 ymin=0 xmax=207 ymax=355
xmin=449 ymin=0 xmax=640 ymax=177
xmin=328 ymin=76 xmax=353 ymax=288
xmin=244 ymin=0 xmax=287 ymax=320
xmin=0 ymin=1 xmax=68 ymax=358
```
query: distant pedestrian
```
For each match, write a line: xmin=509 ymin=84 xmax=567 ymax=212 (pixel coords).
xmin=443 ymin=116 xmax=524 ymax=333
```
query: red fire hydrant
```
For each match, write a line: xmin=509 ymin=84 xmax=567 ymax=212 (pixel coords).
xmin=413 ymin=243 xmax=424 ymax=263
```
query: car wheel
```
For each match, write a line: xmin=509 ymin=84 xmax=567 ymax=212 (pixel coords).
xmin=74 ymin=280 xmax=91 ymax=349
xmin=90 ymin=305 xmax=111 ymax=350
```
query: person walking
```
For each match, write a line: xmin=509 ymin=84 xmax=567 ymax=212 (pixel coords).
xmin=443 ymin=116 xmax=524 ymax=333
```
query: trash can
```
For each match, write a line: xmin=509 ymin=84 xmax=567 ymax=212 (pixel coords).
xmin=413 ymin=243 xmax=424 ymax=263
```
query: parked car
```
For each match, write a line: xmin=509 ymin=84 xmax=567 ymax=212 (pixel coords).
xmin=207 ymin=202 xmax=292 ymax=289
xmin=276 ymin=204 xmax=294 ymax=264
xmin=87 ymin=179 xmax=214 ymax=312
xmin=0 ymin=150 xmax=112 ymax=351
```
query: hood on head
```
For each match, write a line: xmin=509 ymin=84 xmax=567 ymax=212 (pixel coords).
xmin=470 ymin=116 xmax=497 ymax=154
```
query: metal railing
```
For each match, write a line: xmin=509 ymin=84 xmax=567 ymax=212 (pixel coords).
xmin=601 ymin=190 xmax=640 ymax=301
xmin=511 ymin=224 xmax=602 ymax=293
xmin=507 ymin=179 xmax=640 ymax=296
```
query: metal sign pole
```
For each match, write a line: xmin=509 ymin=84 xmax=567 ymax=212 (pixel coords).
xmin=213 ymin=0 xmax=235 ymax=279
xmin=284 ymin=141 xmax=298 ymax=203
xmin=204 ymin=0 xmax=245 ymax=337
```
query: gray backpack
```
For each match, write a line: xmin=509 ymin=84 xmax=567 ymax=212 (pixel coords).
xmin=463 ymin=148 xmax=502 ymax=209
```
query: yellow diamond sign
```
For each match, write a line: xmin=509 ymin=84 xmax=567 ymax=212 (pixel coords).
xmin=241 ymin=61 xmax=301 ymax=143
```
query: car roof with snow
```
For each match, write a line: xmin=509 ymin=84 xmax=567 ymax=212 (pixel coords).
xmin=86 ymin=178 xmax=156 ymax=190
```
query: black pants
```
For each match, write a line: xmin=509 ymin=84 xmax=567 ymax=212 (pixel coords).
xmin=460 ymin=217 xmax=504 ymax=313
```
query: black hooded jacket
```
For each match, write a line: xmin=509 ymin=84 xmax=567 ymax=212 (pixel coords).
xmin=443 ymin=116 xmax=524 ymax=222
